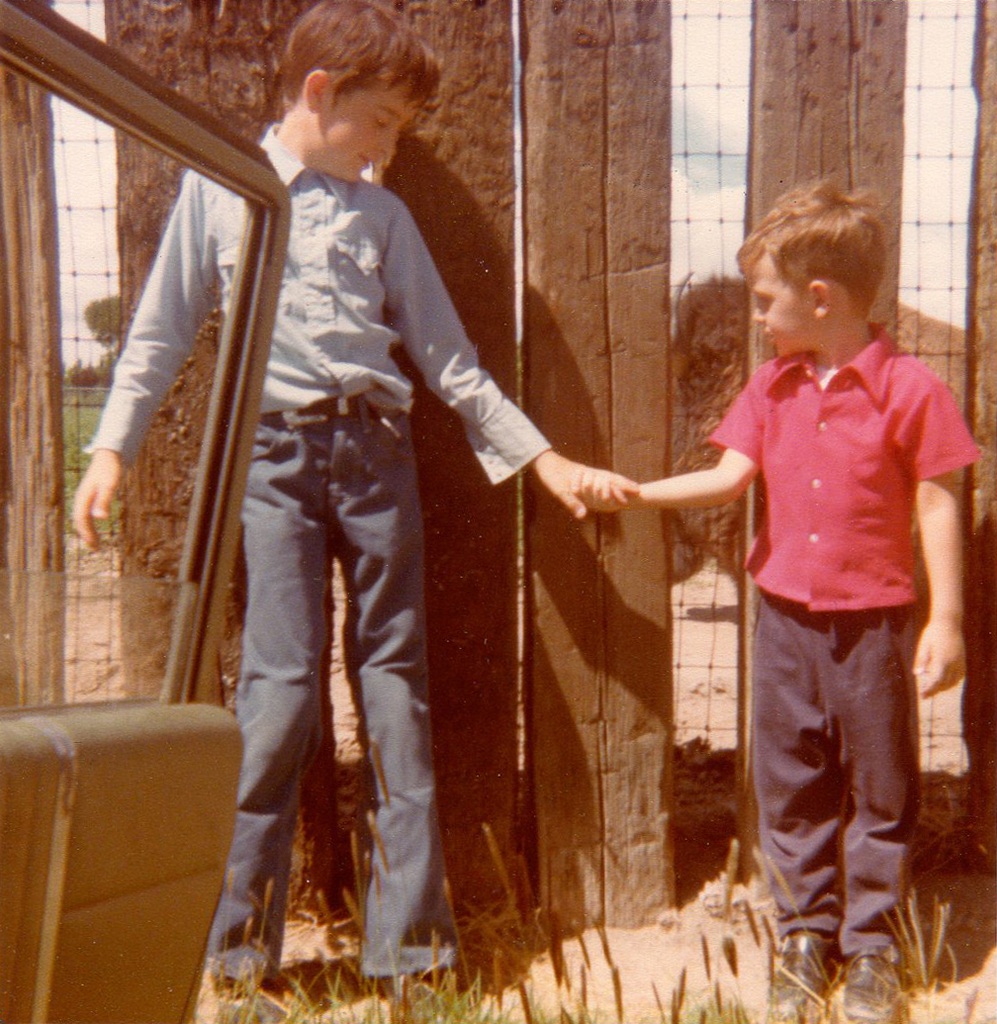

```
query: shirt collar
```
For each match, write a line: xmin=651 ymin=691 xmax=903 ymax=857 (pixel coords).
xmin=766 ymin=324 xmax=896 ymax=406
xmin=260 ymin=126 xmax=306 ymax=187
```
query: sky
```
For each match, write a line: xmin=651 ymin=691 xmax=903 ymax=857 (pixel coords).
xmin=50 ymin=0 xmax=116 ymax=367
xmin=670 ymin=0 xmax=979 ymax=326
xmin=50 ymin=0 xmax=979 ymax=366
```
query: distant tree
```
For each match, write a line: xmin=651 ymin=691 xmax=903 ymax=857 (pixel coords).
xmin=670 ymin=274 xmax=747 ymax=582
xmin=83 ymin=294 xmax=121 ymax=358
xmin=64 ymin=361 xmax=111 ymax=388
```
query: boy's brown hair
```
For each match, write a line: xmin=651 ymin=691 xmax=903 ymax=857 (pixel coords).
xmin=738 ymin=180 xmax=887 ymax=316
xmin=278 ymin=0 xmax=440 ymax=111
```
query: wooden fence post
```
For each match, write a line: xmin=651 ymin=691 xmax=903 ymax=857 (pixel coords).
xmin=0 ymin=68 xmax=65 ymax=706
xmin=386 ymin=0 xmax=523 ymax=910
xmin=747 ymin=0 xmax=907 ymax=331
xmin=965 ymin=0 xmax=996 ymax=871
xmin=743 ymin=0 xmax=908 ymax=877
xmin=523 ymin=1 xmax=673 ymax=931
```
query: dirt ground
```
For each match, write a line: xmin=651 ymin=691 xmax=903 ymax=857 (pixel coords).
xmin=57 ymin=550 xmax=995 ymax=1021
xmin=268 ymin=568 xmax=995 ymax=1023
xmin=266 ymin=871 xmax=995 ymax=1022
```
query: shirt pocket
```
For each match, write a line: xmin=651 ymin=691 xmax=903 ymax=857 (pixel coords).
xmin=331 ymin=234 xmax=380 ymax=276
xmin=327 ymin=223 xmax=386 ymax=319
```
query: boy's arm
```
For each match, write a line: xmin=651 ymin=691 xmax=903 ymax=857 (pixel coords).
xmin=634 ymin=448 xmax=757 ymax=508
xmin=86 ymin=172 xmax=219 ymax=463
xmin=573 ymin=447 xmax=757 ymax=512
xmin=531 ymin=450 xmax=639 ymax=519
xmin=73 ymin=174 xmax=220 ymax=549
xmin=914 ymin=470 xmax=966 ymax=696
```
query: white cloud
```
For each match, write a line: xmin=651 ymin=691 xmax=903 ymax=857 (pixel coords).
xmin=670 ymin=168 xmax=746 ymax=286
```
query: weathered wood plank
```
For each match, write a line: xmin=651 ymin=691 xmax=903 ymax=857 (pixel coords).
xmin=743 ymin=0 xmax=908 ymax=879
xmin=387 ymin=0 xmax=522 ymax=911
xmin=524 ymin=0 xmax=673 ymax=930
xmin=0 ymin=69 xmax=65 ymax=705
xmin=748 ymin=0 xmax=907 ymax=334
xmin=964 ymin=0 xmax=996 ymax=870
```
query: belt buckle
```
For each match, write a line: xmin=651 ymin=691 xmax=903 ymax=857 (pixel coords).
xmin=281 ymin=396 xmax=354 ymax=428
xmin=282 ymin=407 xmax=326 ymax=428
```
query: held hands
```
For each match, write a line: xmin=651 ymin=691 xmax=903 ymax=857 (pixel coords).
xmin=569 ymin=462 xmax=641 ymax=514
xmin=531 ymin=450 xmax=639 ymax=519
xmin=914 ymin=617 xmax=966 ymax=697
xmin=72 ymin=448 xmax=122 ymax=550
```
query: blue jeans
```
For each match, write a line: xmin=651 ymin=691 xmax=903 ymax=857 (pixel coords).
xmin=207 ymin=408 xmax=456 ymax=979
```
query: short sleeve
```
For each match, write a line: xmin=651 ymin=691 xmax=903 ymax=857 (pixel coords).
xmin=708 ymin=369 xmax=767 ymax=463
xmin=891 ymin=363 xmax=980 ymax=481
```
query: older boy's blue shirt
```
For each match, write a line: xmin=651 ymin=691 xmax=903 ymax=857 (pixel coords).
xmin=92 ymin=128 xmax=548 ymax=483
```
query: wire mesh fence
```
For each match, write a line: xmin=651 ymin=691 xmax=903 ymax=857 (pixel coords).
xmin=9 ymin=0 xmax=981 ymax=775
xmin=668 ymin=0 xmax=975 ymax=780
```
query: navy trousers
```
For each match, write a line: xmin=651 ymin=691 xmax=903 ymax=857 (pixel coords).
xmin=752 ymin=592 xmax=919 ymax=958
xmin=208 ymin=408 xmax=456 ymax=980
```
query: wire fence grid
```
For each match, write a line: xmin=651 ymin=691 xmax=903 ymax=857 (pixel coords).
xmin=32 ymin=0 xmax=978 ymax=778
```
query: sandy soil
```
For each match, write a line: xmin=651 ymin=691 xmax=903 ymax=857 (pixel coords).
xmin=51 ymin=549 xmax=993 ymax=1021
xmin=268 ymin=863 xmax=996 ymax=1023
xmin=261 ymin=567 xmax=995 ymax=1022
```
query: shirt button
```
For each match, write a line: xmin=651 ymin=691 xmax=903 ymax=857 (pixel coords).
xmin=809 ymin=533 xmax=819 ymax=544
xmin=817 ymin=421 xmax=828 ymax=432
xmin=811 ymin=478 xmax=822 ymax=489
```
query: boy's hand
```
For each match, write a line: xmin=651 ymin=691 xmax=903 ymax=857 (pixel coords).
xmin=530 ymin=450 xmax=638 ymax=519
xmin=914 ymin=617 xmax=966 ymax=697
xmin=72 ymin=448 xmax=122 ymax=550
xmin=569 ymin=464 xmax=640 ymax=513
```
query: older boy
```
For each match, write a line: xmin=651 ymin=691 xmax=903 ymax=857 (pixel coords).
xmin=575 ymin=182 xmax=979 ymax=1023
xmin=73 ymin=0 xmax=635 ymax=1007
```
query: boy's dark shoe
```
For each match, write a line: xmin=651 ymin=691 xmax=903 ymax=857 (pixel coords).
xmin=388 ymin=974 xmax=442 ymax=1023
xmin=213 ymin=972 xmax=287 ymax=1024
xmin=768 ymin=931 xmax=834 ymax=1023
xmin=842 ymin=947 xmax=905 ymax=1023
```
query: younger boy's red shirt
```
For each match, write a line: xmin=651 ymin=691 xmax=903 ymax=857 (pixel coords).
xmin=710 ymin=327 xmax=980 ymax=611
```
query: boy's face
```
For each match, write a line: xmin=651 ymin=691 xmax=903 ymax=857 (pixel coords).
xmin=748 ymin=252 xmax=821 ymax=359
xmin=309 ymin=77 xmax=419 ymax=181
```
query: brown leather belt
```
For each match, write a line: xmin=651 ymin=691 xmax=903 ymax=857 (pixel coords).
xmin=266 ymin=395 xmax=364 ymax=428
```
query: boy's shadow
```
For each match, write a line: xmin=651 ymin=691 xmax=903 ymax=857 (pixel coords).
xmin=386 ymin=133 xmax=673 ymax=929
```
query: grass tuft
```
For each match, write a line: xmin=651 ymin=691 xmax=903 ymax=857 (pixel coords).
xmin=201 ymin=832 xmax=975 ymax=1024
xmin=891 ymin=891 xmax=956 ymax=994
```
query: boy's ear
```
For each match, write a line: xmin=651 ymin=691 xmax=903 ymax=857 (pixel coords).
xmin=809 ymin=279 xmax=832 ymax=317
xmin=303 ymin=69 xmax=342 ymax=109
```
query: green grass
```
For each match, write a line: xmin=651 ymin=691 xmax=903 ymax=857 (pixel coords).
xmin=62 ymin=394 xmax=119 ymax=539
xmin=64 ymin=400 xmax=102 ymax=479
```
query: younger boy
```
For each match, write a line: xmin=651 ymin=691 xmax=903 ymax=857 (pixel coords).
xmin=574 ymin=181 xmax=979 ymax=1023
xmin=73 ymin=0 xmax=634 ymax=1009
